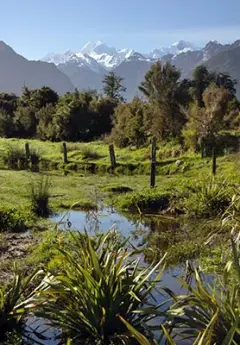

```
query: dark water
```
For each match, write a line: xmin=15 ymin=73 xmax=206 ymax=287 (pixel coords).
xmin=24 ymin=208 xmax=212 ymax=345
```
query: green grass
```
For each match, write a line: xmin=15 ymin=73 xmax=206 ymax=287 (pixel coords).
xmin=0 ymin=138 xmax=203 ymax=174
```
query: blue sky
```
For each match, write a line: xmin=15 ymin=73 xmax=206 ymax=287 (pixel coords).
xmin=2 ymin=0 xmax=240 ymax=59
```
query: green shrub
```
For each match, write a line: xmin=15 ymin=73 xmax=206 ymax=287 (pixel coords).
xmin=33 ymin=231 xmax=165 ymax=345
xmin=30 ymin=175 xmax=51 ymax=217
xmin=0 ymin=207 xmax=29 ymax=232
xmin=104 ymin=184 xmax=133 ymax=194
xmin=4 ymin=145 xmax=40 ymax=170
xmin=0 ymin=269 xmax=40 ymax=341
xmin=184 ymin=177 xmax=232 ymax=217
xmin=81 ymin=146 xmax=102 ymax=160
xmin=117 ymin=189 xmax=170 ymax=213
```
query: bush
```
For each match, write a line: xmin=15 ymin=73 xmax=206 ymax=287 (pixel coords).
xmin=0 ymin=207 xmax=29 ymax=232
xmin=184 ymin=177 xmax=232 ymax=217
xmin=81 ymin=146 xmax=102 ymax=160
xmin=117 ymin=189 xmax=170 ymax=213
xmin=0 ymin=269 xmax=40 ymax=341
xmin=4 ymin=145 xmax=40 ymax=170
xmin=104 ymin=184 xmax=133 ymax=194
xmin=34 ymin=231 xmax=165 ymax=344
xmin=30 ymin=175 xmax=51 ymax=217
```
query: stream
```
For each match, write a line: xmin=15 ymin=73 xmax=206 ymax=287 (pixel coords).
xmin=24 ymin=207 xmax=213 ymax=345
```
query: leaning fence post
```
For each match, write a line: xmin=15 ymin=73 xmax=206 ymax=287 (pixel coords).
xmin=109 ymin=144 xmax=116 ymax=170
xmin=212 ymin=147 xmax=216 ymax=175
xmin=62 ymin=142 xmax=68 ymax=164
xmin=150 ymin=137 xmax=157 ymax=188
xmin=25 ymin=142 xmax=30 ymax=162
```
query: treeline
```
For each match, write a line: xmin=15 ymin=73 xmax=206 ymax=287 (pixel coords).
xmin=0 ymin=64 xmax=239 ymax=151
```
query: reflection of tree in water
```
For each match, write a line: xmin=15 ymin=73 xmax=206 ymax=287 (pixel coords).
xmin=85 ymin=210 xmax=102 ymax=233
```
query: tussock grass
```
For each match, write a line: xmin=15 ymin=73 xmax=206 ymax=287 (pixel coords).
xmin=30 ymin=175 xmax=51 ymax=217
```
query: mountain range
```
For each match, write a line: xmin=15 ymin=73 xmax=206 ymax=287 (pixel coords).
xmin=1 ymin=39 xmax=240 ymax=99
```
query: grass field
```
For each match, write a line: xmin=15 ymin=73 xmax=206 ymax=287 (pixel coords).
xmin=0 ymin=138 xmax=239 ymax=281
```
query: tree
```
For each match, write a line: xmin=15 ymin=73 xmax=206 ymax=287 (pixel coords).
xmin=139 ymin=61 xmax=186 ymax=139
xmin=214 ymin=72 xmax=237 ymax=100
xmin=0 ymin=93 xmax=19 ymax=115
xmin=21 ymin=86 xmax=59 ymax=109
xmin=191 ymin=65 xmax=215 ymax=107
xmin=90 ymin=97 xmax=117 ymax=139
xmin=36 ymin=104 xmax=57 ymax=140
xmin=14 ymin=106 xmax=37 ymax=138
xmin=111 ymin=98 xmax=148 ymax=147
xmin=102 ymin=72 xmax=126 ymax=101
xmin=0 ymin=110 xmax=15 ymax=137
xmin=53 ymin=93 xmax=94 ymax=142
xmin=183 ymin=85 xmax=230 ymax=151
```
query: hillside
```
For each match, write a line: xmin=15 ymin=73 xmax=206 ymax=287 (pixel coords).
xmin=0 ymin=41 xmax=74 ymax=95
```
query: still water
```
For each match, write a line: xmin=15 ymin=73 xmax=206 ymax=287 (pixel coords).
xmin=24 ymin=207 xmax=211 ymax=345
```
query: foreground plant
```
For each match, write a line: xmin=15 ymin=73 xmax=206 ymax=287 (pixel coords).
xmin=34 ymin=231 xmax=166 ymax=345
xmin=185 ymin=177 xmax=233 ymax=217
xmin=30 ymin=175 xmax=51 ymax=217
xmin=0 ymin=268 xmax=40 ymax=342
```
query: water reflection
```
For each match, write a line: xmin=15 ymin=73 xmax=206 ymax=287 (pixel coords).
xmin=23 ymin=208 xmax=212 ymax=345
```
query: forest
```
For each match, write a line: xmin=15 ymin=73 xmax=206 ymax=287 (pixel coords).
xmin=0 ymin=63 xmax=239 ymax=154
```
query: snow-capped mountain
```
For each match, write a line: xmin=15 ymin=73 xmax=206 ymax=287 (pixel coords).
xmin=42 ymin=41 xmax=136 ymax=72
xmin=147 ymin=40 xmax=199 ymax=59
xmin=42 ymin=40 xmax=200 ymax=72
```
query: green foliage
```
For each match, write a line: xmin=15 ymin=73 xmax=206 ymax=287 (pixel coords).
xmin=0 ymin=93 xmax=19 ymax=114
xmin=4 ymin=144 xmax=40 ymax=169
xmin=0 ymin=111 xmax=15 ymax=138
xmin=80 ymin=146 xmax=103 ymax=160
xmin=117 ymin=189 xmax=170 ymax=213
xmin=167 ymin=235 xmax=240 ymax=344
xmin=36 ymin=104 xmax=57 ymax=140
xmin=184 ymin=177 xmax=232 ymax=217
xmin=30 ymin=175 xmax=51 ymax=217
xmin=191 ymin=65 xmax=237 ymax=108
xmin=111 ymin=97 xmax=149 ymax=147
xmin=104 ymin=184 xmax=133 ymax=194
xmin=14 ymin=106 xmax=37 ymax=138
xmin=183 ymin=85 xmax=230 ymax=152
xmin=21 ymin=86 xmax=58 ymax=109
xmin=34 ymin=232 xmax=165 ymax=344
xmin=0 ymin=268 xmax=40 ymax=341
xmin=191 ymin=65 xmax=215 ymax=107
xmin=139 ymin=61 xmax=187 ymax=139
xmin=102 ymin=72 xmax=126 ymax=101
xmin=0 ymin=207 xmax=29 ymax=233
xmin=0 ymin=64 xmax=238 ymax=150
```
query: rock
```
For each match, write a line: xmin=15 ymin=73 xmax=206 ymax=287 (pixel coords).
xmin=176 ymin=160 xmax=183 ymax=167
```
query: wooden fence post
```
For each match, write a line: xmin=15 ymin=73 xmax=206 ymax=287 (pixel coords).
xmin=63 ymin=142 xmax=68 ymax=164
xmin=212 ymin=147 xmax=216 ymax=175
xmin=25 ymin=142 xmax=30 ymax=161
xmin=109 ymin=144 xmax=116 ymax=170
xmin=200 ymin=137 xmax=205 ymax=159
xmin=150 ymin=137 xmax=157 ymax=188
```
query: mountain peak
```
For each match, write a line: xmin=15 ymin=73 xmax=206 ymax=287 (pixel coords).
xmin=0 ymin=41 xmax=15 ymax=54
xmin=80 ymin=41 xmax=104 ymax=54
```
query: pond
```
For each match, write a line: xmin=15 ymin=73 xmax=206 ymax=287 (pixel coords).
xmin=24 ymin=207 xmax=213 ymax=345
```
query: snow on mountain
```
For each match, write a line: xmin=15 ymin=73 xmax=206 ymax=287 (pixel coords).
xmin=42 ymin=49 xmax=104 ymax=73
xmin=147 ymin=40 xmax=199 ymax=59
xmin=42 ymin=41 xmax=136 ymax=71
xmin=42 ymin=40 xmax=199 ymax=72
xmin=83 ymin=41 xmax=135 ymax=70
xmin=42 ymin=50 xmax=75 ymax=65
